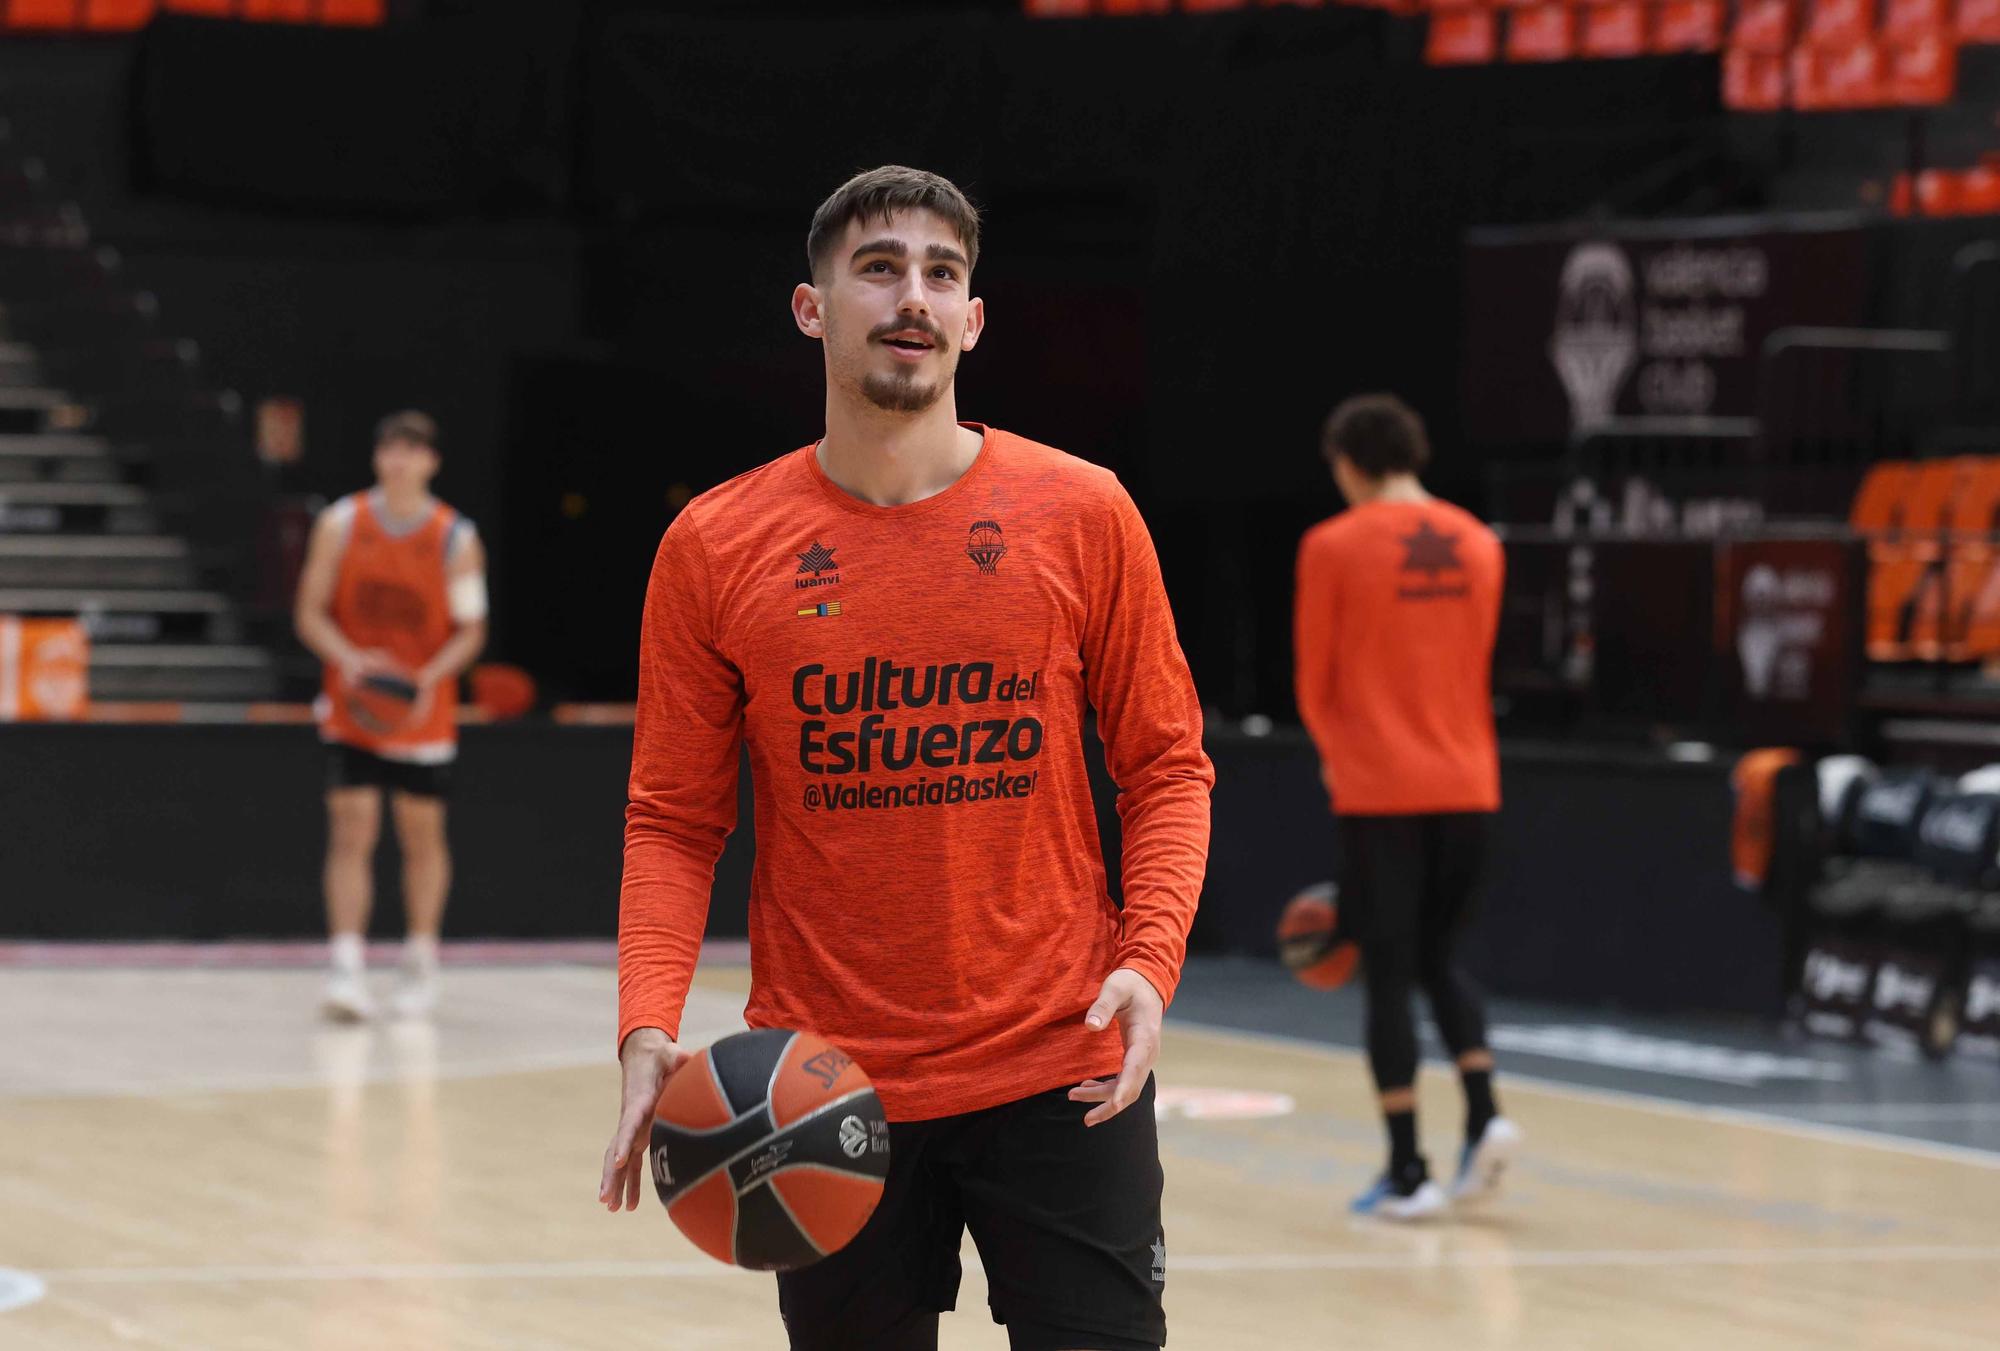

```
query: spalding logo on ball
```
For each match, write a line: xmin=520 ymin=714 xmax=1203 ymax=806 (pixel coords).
xmin=651 ymin=1027 xmax=889 ymax=1271
xmin=1277 ymin=881 xmax=1359 ymax=990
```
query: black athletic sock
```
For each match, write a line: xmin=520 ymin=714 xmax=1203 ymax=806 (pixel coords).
xmin=1462 ymin=1069 xmax=1497 ymax=1142
xmin=1385 ymin=1109 xmax=1421 ymax=1185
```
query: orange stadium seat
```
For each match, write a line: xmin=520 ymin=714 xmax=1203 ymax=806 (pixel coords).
xmin=1506 ymin=3 xmax=1578 ymax=59
xmin=1850 ymin=460 xmax=1917 ymax=534
xmin=1427 ymin=9 xmax=1499 ymax=61
xmin=1887 ymin=33 xmax=1958 ymax=101
xmin=1917 ymin=165 xmax=1964 ymax=212
xmin=1956 ymin=562 xmax=2000 ymax=658
xmin=1792 ymin=42 xmax=1886 ymax=107
xmin=1881 ymin=0 xmax=1949 ymax=37
xmin=162 ymin=0 xmax=237 ymax=14
xmin=241 ymin=0 xmax=312 ymax=18
xmin=1960 ymin=0 xmax=2000 ymax=40
xmin=1941 ymin=459 xmax=2000 ymax=657
xmin=1653 ymin=0 xmax=1727 ymax=50
xmin=1958 ymin=160 xmax=2000 ymax=211
xmin=1733 ymin=0 xmax=1797 ymax=49
xmin=84 ymin=0 xmax=155 ymax=26
xmin=1888 ymin=170 xmax=1917 ymax=214
xmin=1803 ymin=0 xmax=1876 ymax=46
xmin=1866 ymin=458 xmax=1967 ymax=660
xmin=1580 ymin=1 xmax=1649 ymax=56
xmin=1723 ymin=47 xmax=1789 ymax=105
xmin=1026 ymin=0 xmax=1097 ymax=13
xmin=4 ymin=0 xmax=82 ymax=28
xmin=317 ymin=0 xmax=381 ymax=18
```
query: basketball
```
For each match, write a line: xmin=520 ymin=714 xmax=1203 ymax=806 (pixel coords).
xmin=346 ymin=671 xmax=419 ymax=734
xmin=1277 ymin=882 xmax=1359 ymax=991
xmin=650 ymin=1028 xmax=890 ymax=1271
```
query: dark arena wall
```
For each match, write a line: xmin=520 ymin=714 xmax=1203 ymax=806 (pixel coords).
xmin=0 ymin=724 xmax=1776 ymax=1017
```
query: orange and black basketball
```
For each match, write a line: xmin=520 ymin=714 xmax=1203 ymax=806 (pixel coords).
xmin=650 ymin=1027 xmax=889 ymax=1271
xmin=346 ymin=670 xmax=420 ymax=734
xmin=1277 ymin=882 xmax=1359 ymax=991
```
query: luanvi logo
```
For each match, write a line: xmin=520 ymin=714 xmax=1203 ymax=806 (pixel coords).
xmin=796 ymin=540 xmax=841 ymax=590
xmin=1397 ymin=521 xmax=1468 ymax=601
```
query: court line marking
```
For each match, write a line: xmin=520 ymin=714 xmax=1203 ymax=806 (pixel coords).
xmin=0 ymin=1268 xmax=47 ymax=1312
xmin=1172 ymin=1018 xmax=2000 ymax=1171
xmin=0 ymin=939 xmax=752 ymax=969
xmin=1765 ymin=1102 xmax=2000 ymax=1124
xmin=29 ymin=1244 xmax=2000 ymax=1287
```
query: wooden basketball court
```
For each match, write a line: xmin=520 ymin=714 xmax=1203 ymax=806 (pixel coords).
xmin=2 ymin=955 xmax=1994 ymax=1350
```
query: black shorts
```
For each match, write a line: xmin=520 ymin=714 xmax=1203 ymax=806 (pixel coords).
xmin=777 ymin=1076 xmax=1166 ymax=1351
xmin=324 ymin=742 xmax=452 ymax=800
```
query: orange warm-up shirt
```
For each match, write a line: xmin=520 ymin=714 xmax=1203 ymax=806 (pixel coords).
xmin=1293 ymin=499 xmax=1503 ymax=816
xmin=618 ymin=426 xmax=1215 ymax=1122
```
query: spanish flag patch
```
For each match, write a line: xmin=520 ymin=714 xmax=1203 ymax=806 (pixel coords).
xmin=796 ymin=601 xmax=842 ymax=618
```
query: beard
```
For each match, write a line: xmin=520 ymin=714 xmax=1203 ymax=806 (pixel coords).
xmin=860 ymin=366 xmax=948 ymax=414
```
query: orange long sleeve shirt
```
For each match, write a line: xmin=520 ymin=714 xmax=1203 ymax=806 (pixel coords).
xmin=619 ymin=427 xmax=1214 ymax=1121
xmin=1293 ymin=499 xmax=1503 ymax=816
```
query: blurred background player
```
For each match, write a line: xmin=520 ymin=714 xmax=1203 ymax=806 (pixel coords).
xmin=600 ymin=166 xmax=1214 ymax=1350
xmin=1292 ymin=393 xmax=1518 ymax=1220
xmin=293 ymin=410 xmax=489 ymax=1022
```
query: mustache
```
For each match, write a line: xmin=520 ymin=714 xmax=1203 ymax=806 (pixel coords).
xmin=868 ymin=318 xmax=948 ymax=347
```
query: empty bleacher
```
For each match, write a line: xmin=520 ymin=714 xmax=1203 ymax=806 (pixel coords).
xmin=0 ymin=115 xmax=276 ymax=704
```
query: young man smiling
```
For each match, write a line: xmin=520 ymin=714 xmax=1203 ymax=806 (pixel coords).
xmin=599 ymin=166 xmax=1214 ymax=1350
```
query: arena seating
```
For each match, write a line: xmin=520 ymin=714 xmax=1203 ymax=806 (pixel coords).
xmin=1851 ymin=457 xmax=2000 ymax=662
xmin=0 ymin=0 xmax=382 ymax=31
xmin=0 ymin=121 xmax=276 ymax=703
xmin=1023 ymin=0 xmax=1990 ymax=126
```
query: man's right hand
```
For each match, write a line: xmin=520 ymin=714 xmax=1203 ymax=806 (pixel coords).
xmin=599 ymin=1027 xmax=691 ymax=1213
xmin=339 ymin=647 xmax=401 ymax=686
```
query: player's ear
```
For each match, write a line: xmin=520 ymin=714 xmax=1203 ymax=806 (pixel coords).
xmin=960 ymin=295 xmax=985 ymax=353
xmin=793 ymin=283 xmax=826 ymax=340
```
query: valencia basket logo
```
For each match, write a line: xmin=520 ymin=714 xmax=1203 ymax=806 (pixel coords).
xmin=966 ymin=520 xmax=1007 ymax=575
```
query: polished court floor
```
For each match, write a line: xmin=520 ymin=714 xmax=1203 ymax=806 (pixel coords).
xmin=2 ymin=949 xmax=1996 ymax=1350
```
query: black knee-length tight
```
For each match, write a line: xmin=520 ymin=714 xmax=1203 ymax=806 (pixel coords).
xmin=1337 ymin=813 xmax=1493 ymax=1093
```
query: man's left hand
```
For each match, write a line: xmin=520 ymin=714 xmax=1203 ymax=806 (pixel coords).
xmin=1070 ymin=967 xmax=1163 ymax=1128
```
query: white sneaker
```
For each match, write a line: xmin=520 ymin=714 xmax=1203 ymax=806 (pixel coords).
xmin=389 ymin=969 xmax=437 ymax=1019
xmin=322 ymin=969 xmax=375 ymax=1023
xmin=1452 ymin=1117 xmax=1522 ymax=1204
xmin=1350 ymin=1171 xmax=1449 ymax=1222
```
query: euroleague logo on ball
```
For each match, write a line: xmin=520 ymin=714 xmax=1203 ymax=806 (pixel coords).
xmin=838 ymin=1115 xmax=869 ymax=1159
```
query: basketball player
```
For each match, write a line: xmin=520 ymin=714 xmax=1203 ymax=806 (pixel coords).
xmin=1292 ymin=394 xmax=1519 ymax=1220
xmin=599 ymin=167 xmax=1214 ymax=1350
xmin=293 ymin=410 xmax=488 ymax=1022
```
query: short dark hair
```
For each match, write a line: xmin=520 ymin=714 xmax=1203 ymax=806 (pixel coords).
xmin=1321 ymin=394 xmax=1429 ymax=478
xmin=807 ymin=165 xmax=981 ymax=281
xmin=374 ymin=410 xmax=438 ymax=451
